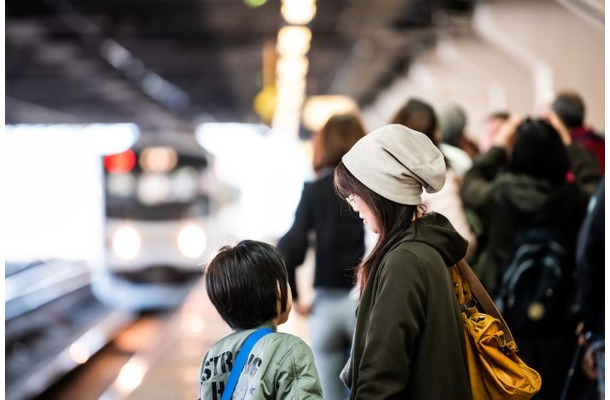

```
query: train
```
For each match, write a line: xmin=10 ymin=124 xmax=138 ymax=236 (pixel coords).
xmin=92 ymin=131 xmax=216 ymax=311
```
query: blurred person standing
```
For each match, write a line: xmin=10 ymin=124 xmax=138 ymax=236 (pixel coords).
xmin=466 ymin=110 xmax=510 ymax=275
xmin=460 ymin=113 xmax=602 ymax=399
xmin=573 ymin=178 xmax=605 ymax=400
xmin=334 ymin=124 xmax=471 ymax=399
xmin=391 ymin=98 xmax=477 ymax=261
xmin=437 ymin=103 xmax=478 ymax=178
xmin=277 ymin=114 xmax=366 ymax=400
xmin=477 ymin=110 xmax=510 ymax=154
xmin=551 ymin=91 xmax=605 ymax=172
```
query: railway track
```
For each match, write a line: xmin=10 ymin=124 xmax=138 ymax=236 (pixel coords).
xmin=31 ymin=312 xmax=170 ymax=400
xmin=5 ymin=260 xmax=173 ymax=400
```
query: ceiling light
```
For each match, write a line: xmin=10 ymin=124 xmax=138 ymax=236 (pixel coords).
xmin=277 ymin=26 xmax=311 ymax=58
xmin=281 ymin=0 xmax=316 ymax=25
xmin=302 ymin=95 xmax=359 ymax=131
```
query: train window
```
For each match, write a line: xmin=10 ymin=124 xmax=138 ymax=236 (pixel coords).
xmin=103 ymin=141 xmax=212 ymax=223
xmin=105 ymin=199 xmax=208 ymax=221
xmin=172 ymin=166 xmax=201 ymax=201
xmin=138 ymin=173 xmax=173 ymax=205
xmin=107 ymin=173 xmax=136 ymax=197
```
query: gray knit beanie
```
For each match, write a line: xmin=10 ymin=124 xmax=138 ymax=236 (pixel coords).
xmin=342 ymin=124 xmax=446 ymax=205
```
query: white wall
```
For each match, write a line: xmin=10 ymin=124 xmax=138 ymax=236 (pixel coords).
xmin=362 ymin=0 xmax=605 ymax=140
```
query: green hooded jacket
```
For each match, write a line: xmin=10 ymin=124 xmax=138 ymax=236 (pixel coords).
xmin=342 ymin=212 xmax=472 ymax=400
xmin=198 ymin=322 xmax=323 ymax=400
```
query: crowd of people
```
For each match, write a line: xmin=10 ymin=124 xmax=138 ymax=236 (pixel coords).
xmin=198 ymin=90 xmax=604 ymax=400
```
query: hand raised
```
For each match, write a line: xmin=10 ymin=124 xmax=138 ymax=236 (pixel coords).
xmin=492 ymin=113 xmax=524 ymax=149
xmin=544 ymin=109 xmax=572 ymax=146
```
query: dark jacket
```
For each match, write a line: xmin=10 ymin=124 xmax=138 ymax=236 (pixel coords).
xmin=461 ymin=143 xmax=602 ymax=399
xmin=575 ymin=179 xmax=605 ymax=337
xmin=460 ymin=143 xmax=602 ymax=297
xmin=277 ymin=170 xmax=365 ymax=299
xmin=571 ymin=125 xmax=605 ymax=172
xmin=342 ymin=213 xmax=472 ymax=400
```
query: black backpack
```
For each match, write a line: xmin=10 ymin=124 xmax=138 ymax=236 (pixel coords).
xmin=495 ymin=226 xmax=573 ymax=333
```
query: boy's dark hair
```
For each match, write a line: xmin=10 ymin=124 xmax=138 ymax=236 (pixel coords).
xmin=204 ymin=240 xmax=289 ymax=330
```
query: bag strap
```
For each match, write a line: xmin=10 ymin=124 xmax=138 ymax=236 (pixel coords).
xmin=221 ymin=327 xmax=274 ymax=400
xmin=456 ymin=259 xmax=516 ymax=348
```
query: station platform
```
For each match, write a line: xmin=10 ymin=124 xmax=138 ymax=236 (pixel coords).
xmin=101 ymin=258 xmax=313 ymax=400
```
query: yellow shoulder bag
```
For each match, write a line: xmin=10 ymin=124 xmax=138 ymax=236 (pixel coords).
xmin=452 ymin=260 xmax=542 ymax=400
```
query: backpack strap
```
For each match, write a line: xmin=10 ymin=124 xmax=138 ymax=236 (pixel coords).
xmin=221 ymin=327 xmax=274 ymax=400
xmin=456 ymin=259 xmax=516 ymax=349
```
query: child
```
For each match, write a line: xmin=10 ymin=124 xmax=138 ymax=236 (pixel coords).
xmin=198 ymin=240 xmax=323 ymax=400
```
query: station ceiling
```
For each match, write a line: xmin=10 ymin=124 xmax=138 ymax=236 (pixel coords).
xmin=6 ymin=0 xmax=473 ymax=133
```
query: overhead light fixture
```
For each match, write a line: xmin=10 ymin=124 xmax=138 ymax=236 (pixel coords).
xmin=281 ymin=0 xmax=316 ymax=25
xmin=271 ymin=0 xmax=316 ymax=137
xmin=277 ymin=26 xmax=311 ymax=58
xmin=302 ymin=95 xmax=360 ymax=131
xmin=276 ymin=57 xmax=309 ymax=80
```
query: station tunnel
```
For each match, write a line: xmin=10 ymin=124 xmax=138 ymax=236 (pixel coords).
xmin=4 ymin=0 xmax=604 ymax=399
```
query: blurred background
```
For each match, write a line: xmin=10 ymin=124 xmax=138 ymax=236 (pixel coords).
xmin=4 ymin=0 xmax=604 ymax=399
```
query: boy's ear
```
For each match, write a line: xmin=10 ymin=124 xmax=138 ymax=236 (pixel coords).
xmin=275 ymin=280 xmax=283 ymax=310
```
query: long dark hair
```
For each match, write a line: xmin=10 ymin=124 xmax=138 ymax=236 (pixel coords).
xmin=334 ymin=162 xmax=421 ymax=292
xmin=510 ymin=118 xmax=570 ymax=185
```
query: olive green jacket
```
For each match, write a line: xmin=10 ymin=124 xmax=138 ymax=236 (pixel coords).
xmin=198 ymin=322 xmax=323 ymax=400
xmin=342 ymin=213 xmax=472 ymax=400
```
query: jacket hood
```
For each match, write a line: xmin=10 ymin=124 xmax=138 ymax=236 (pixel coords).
xmin=494 ymin=173 xmax=558 ymax=220
xmin=399 ymin=212 xmax=468 ymax=267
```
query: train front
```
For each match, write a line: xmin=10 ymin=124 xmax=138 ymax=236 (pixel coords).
xmin=94 ymin=132 xmax=213 ymax=311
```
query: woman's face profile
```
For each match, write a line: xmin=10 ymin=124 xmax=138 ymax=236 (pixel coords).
xmin=348 ymin=194 xmax=379 ymax=234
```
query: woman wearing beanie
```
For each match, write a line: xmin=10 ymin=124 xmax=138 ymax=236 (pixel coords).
xmin=334 ymin=124 xmax=471 ymax=399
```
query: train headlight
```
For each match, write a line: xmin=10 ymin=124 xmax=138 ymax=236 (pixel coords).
xmin=112 ymin=225 xmax=141 ymax=260
xmin=177 ymin=224 xmax=207 ymax=258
